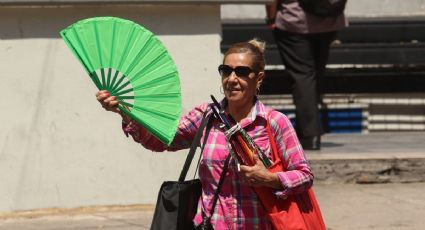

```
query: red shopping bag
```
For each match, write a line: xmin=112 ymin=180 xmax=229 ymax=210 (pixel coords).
xmin=252 ymin=112 xmax=326 ymax=230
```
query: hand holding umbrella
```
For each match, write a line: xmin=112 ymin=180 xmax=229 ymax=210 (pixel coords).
xmin=239 ymin=155 xmax=282 ymax=189
xmin=210 ymin=95 xmax=272 ymax=168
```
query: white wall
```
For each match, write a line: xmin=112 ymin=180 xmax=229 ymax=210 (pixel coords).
xmin=0 ymin=5 xmax=221 ymax=212
xmin=345 ymin=0 xmax=425 ymax=17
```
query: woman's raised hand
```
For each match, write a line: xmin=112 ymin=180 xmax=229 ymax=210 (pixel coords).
xmin=96 ymin=90 xmax=120 ymax=114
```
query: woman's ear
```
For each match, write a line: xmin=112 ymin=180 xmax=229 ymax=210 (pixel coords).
xmin=256 ymin=71 xmax=265 ymax=89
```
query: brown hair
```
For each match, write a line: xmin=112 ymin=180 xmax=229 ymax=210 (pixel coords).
xmin=223 ymin=38 xmax=266 ymax=73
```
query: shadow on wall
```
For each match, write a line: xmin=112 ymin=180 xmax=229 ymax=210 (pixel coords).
xmin=0 ymin=5 xmax=220 ymax=39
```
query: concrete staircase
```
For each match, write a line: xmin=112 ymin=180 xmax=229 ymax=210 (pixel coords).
xmin=260 ymin=93 xmax=425 ymax=133
xmin=260 ymin=94 xmax=425 ymax=184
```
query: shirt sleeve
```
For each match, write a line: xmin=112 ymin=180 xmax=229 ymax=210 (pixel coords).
xmin=122 ymin=103 xmax=210 ymax=152
xmin=268 ymin=111 xmax=314 ymax=198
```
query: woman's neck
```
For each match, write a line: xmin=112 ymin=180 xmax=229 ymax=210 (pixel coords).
xmin=227 ymin=99 xmax=255 ymax=123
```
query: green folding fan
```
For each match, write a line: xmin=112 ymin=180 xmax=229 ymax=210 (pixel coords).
xmin=60 ymin=17 xmax=182 ymax=145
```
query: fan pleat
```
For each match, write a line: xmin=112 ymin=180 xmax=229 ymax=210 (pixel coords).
xmin=122 ymin=35 xmax=157 ymax=80
xmin=114 ymin=25 xmax=138 ymax=72
xmin=108 ymin=20 xmax=117 ymax=68
xmin=118 ymin=100 xmax=134 ymax=109
xmin=101 ymin=69 xmax=107 ymax=89
xmin=82 ymin=23 xmax=101 ymax=72
xmin=115 ymin=88 xmax=133 ymax=97
xmin=116 ymin=95 xmax=135 ymax=100
xmin=110 ymin=73 xmax=127 ymax=95
xmin=129 ymin=50 xmax=170 ymax=83
xmin=132 ymin=105 xmax=178 ymax=123
xmin=109 ymin=69 xmax=121 ymax=91
xmin=113 ymin=80 xmax=132 ymax=95
xmin=106 ymin=68 xmax=112 ymax=90
xmin=132 ymin=71 xmax=177 ymax=91
xmin=119 ymin=105 xmax=176 ymax=146
xmin=70 ymin=28 xmax=92 ymax=71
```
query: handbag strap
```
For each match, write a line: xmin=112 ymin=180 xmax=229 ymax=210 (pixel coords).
xmin=200 ymin=153 xmax=231 ymax=226
xmin=209 ymin=153 xmax=231 ymax=215
xmin=193 ymin=112 xmax=215 ymax=179
xmin=200 ymin=111 xmax=232 ymax=224
xmin=179 ymin=109 xmax=213 ymax=182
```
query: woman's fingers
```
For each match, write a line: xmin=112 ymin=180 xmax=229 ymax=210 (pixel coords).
xmin=96 ymin=90 xmax=109 ymax=101
xmin=103 ymin=96 xmax=119 ymax=110
xmin=103 ymin=95 xmax=116 ymax=104
xmin=109 ymin=100 xmax=119 ymax=107
xmin=96 ymin=91 xmax=120 ymax=113
xmin=239 ymin=156 xmax=271 ymax=187
xmin=241 ymin=174 xmax=258 ymax=186
xmin=239 ymin=165 xmax=255 ymax=185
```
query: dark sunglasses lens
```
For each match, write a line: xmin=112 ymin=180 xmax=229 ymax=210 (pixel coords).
xmin=234 ymin=66 xmax=252 ymax=77
xmin=218 ymin=65 xmax=232 ymax=77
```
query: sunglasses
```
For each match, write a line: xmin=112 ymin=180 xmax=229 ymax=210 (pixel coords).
xmin=218 ymin=64 xmax=255 ymax=78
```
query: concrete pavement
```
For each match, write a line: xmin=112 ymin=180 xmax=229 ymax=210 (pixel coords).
xmin=308 ymin=132 xmax=425 ymax=184
xmin=1 ymin=183 xmax=424 ymax=230
xmin=316 ymin=183 xmax=425 ymax=230
xmin=1 ymin=132 xmax=424 ymax=229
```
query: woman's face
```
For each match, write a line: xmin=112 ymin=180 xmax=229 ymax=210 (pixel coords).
xmin=221 ymin=52 xmax=264 ymax=107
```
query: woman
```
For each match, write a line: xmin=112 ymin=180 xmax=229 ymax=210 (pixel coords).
xmin=96 ymin=39 xmax=313 ymax=229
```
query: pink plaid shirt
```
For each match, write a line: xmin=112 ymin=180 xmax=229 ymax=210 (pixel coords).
xmin=123 ymin=99 xmax=313 ymax=229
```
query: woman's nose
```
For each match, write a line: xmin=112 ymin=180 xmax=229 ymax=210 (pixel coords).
xmin=227 ymin=71 xmax=238 ymax=81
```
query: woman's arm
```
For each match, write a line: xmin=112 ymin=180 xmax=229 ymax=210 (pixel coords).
xmin=96 ymin=90 xmax=209 ymax=152
xmin=123 ymin=104 xmax=209 ymax=152
xmin=239 ymin=111 xmax=313 ymax=196
xmin=269 ymin=111 xmax=314 ymax=197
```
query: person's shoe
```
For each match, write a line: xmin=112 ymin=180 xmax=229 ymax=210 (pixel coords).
xmin=300 ymin=136 xmax=321 ymax=150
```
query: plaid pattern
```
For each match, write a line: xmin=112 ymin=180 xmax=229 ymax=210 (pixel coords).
xmin=123 ymin=99 xmax=313 ymax=229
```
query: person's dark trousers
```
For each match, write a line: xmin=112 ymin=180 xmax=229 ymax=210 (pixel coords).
xmin=273 ymin=29 xmax=336 ymax=149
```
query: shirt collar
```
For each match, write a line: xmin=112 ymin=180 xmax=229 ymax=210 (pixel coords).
xmin=219 ymin=96 xmax=268 ymax=128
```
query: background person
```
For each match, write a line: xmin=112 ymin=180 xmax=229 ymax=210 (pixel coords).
xmin=266 ymin=0 xmax=348 ymax=150
xmin=96 ymin=39 xmax=313 ymax=229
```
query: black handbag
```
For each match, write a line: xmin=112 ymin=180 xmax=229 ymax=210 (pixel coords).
xmin=150 ymin=111 xmax=213 ymax=230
